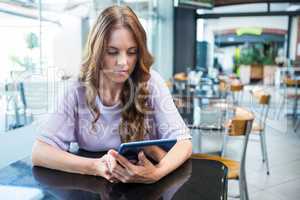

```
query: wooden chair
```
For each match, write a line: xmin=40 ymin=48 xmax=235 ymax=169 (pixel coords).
xmin=173 ymin=72 xmax=188 ymax=95
xmin=277 ymin=77 xmax=300 ymax=120
xmin=250 ymin=89 xmax=271 ymax=175
xmin=229 ymin=80 xmax=244 ymax=106
xmin=174 ymin=72 xmax=188 ymax=81
xmin=192 ymin=107 xmax=254 ymax=200
xmin=218 ymin=79 xmax=228 ymax=98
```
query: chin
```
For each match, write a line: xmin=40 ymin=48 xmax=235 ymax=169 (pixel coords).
xmin=111 ymin=76 xmax=130 ymax=83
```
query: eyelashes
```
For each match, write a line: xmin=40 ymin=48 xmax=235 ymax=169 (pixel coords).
xmin=106 ymin=51 xmax=137 ymax=56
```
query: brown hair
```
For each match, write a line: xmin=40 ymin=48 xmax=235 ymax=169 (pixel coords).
xmin=79 ymin=5 xmax=154 ymax=142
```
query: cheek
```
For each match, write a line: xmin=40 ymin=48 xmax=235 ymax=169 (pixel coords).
xmin=103 ymin=56 xmax=116 ymax=68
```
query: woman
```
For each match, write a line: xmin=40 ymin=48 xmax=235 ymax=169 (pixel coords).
xmin=32 ymin=5 xmax=192 ymax=184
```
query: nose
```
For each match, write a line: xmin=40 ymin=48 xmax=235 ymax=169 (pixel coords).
xmin=117 ymin=53 xmax=127 ymax=66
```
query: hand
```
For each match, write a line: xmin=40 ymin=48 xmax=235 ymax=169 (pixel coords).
xmin=92 ymin=154 xmax=119 ymax=183
xmin=107 ymin=149 xmax=161 ymax=184
xmin=142 ymin=146 xmax=167 ymax=162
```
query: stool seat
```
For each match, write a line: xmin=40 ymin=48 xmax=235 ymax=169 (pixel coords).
xmin=192 ymin=154 xmax=240 ymax=179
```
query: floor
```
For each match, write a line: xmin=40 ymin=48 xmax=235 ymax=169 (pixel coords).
xmin=192 ymin=85 xmax=300 ymax=200
xmin=0 ymin=85 xmax=300 ymax=199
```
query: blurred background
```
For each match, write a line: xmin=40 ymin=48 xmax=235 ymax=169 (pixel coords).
xmin=1 ymin=1 xmax=300 ymax=199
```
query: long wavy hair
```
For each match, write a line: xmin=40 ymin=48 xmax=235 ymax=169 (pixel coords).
xmin=79 ymin=5 xmax=154 ymax=142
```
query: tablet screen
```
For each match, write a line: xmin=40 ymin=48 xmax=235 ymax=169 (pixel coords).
xmin=118 ymin=139 xmax=177 ymax=161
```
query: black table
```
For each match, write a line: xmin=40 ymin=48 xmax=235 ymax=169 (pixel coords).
xmin=0 ymin=151 xmax=228 ymax=200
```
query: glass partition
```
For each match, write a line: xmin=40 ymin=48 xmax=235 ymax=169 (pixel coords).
xmin=0 ymin=0 xmax=174 ymax=133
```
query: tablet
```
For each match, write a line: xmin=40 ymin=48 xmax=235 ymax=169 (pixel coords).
xmin=118 ymin=138 xmax=177 ymax=160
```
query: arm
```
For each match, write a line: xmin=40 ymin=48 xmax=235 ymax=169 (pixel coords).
xmin=31 ymin=83 xmax=117 ymax=181
xmin=32 ymin=140 xmax=115 ymax=181
xmin=148 ymin=70 xmax=192 ymax=176
xmin=107 ymin=71 xmax=192 ymax=183
xmin=154 ymin=139 xmax=192 ymax=179
xmin=143 ymin=146 xmax=167 ymax=162
xmin=107 ymin=139 xmax=192 ymax=183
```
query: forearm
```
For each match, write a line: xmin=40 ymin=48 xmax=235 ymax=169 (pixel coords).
xmin=144 ymin=146 xmax=167 ymax=162
xmin=155 ymin=139 xmax=192 ymax=180
xmin=32 ymin=140 xmax=98 ymax=176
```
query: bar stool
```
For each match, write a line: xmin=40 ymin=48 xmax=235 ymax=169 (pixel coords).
xmin=277 ymin=77 xmax=300 ymax=120
xmin=229 ymin=80 xmax=244 ymax=106
xmin=192 ymin=107 xmax=254 ymax=200
xmin=250 ymin=89 xmax=271 ymax=175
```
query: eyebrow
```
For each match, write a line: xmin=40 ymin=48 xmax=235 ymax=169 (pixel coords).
xmin=107 ymin=46 xmax=137 ymax=50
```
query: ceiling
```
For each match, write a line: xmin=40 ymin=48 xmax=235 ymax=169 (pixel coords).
xmin=214 ymin=0 xmax=300 ymax=7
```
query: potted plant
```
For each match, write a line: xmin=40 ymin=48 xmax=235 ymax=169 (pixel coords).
xmin=262 ymin=43 xmax=277 ymax=85
xmin=236 ymin=46 xmax=251 ymax=84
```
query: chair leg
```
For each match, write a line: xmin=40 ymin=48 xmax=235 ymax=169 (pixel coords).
xmin=221 ymin=135 xmax=228 ymax=157
xmin=261 ymin=131 xmax=270 ymax=175
xmin=277 ymin=97 xmax=285 ymax=120
xmin=239 ymin=178 xmax=248 ymax=200
xmin=259 ymin=132 xmax=265 ymax=162
xmin=243 ymin=173 xmax=249 ymax=200
xmin=239 ymin=168 xmax=249 ymax=200
xmin=295 ymin=119 xmax=300 ymax=132
xmin=5 ymin=113 xmax=8 ymax=131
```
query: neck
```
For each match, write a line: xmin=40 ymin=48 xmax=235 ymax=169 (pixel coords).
xmin=98 ymin=73 xmax=124 ymax=106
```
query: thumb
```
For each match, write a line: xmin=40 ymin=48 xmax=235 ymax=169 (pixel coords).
xmin=138 ymin=151 xmax=150 ymax=165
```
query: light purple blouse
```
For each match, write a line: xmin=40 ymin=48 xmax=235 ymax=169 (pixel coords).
xmin=37 ymin=70 xmax=191 ymax=152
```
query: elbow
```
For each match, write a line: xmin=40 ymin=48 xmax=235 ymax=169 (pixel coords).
xmin=178 ymin=139 xmax=192 ymax=158
xmin=31 ymin=140 xmax=43 ymax=167
xmin=31 ymin=141 xmax=39 ymax=166
xmin=186 ymin=139 xmax=192 ymax=158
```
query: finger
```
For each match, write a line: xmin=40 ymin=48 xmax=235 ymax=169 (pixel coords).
xmin=108 ymin=149 xmax=135 ymax=171
xmin=107 ymin=154 xmax=118 ymax=173
xmin=108 ymin=177 xmax=120 ymax=183
xmin=107 ymin=153 xmax=129 ymax=176
xmin=138 ymin=151 xmax=151 ymax=166
xmin=110 ymin=169 xmax=130 ymax=183
xmin=111 ymin=162 xmax=128 ymax=176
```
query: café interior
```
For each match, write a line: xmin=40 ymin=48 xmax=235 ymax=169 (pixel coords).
xmin=1 ymin=0 xmax=300 ymax=199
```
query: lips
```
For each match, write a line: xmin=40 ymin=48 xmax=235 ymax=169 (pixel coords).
xmin=114 ymin=69 xmax=129 ymax=73
xmin=114 ymin=69 xmax=129 ymax=76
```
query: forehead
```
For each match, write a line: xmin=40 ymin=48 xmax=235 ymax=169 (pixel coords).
xmin=107 ymin=27 xmax=137 ymax=48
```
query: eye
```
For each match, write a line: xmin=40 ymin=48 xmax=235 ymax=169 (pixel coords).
xmin=106 ymin=48 xmax=118 ymax=55
xmin=127 ymin=49 xmax=137 ymax=55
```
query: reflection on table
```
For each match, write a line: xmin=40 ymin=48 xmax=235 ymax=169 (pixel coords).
xmin=0 ymin=150 xmax=228 ymax=200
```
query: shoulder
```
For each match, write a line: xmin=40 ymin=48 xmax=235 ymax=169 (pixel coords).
xmin=147 ymin=69 xmax=172 ymax=104
xmin=148 ymin=69 xmax=167 ymax=90
xmin=58 ymin=78 xmax=86 ymax=105
xmin=149 ymin=69 xmax=165 ymax=83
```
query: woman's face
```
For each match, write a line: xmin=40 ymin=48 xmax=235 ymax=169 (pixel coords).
xmin=102 ymin=27 xmax=138 ymax=84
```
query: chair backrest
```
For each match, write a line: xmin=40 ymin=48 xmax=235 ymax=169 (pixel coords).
xmin=227 ymin=107 xmax=254 ymax=136
xmin=174 ymin=72 xmax=188 ymax=81
xmin=230 ymin=83 xmax=244 ymax=92
xmin=219 ymin=79 xmax=227 ymax=92
xmin=224 ymin=107 xmax=254 ymax=177
xmin=5 ymin=82 xmax=27 ymax=109
xmin=283 ymin=77 xmax=300 ymax=87
xmin=250 ymin=89 xmax=271 ymax=127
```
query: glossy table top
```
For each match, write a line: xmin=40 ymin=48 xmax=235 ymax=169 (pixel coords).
xmin=0 ymin=151 xmax=228 ymax=200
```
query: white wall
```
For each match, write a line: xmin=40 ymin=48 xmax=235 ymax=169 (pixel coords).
xmin=53 ymin=15 xmax=82 ymax=78
xmin=290 ymin=17 xmax=298 ymax=60
xmin=203 ymin=16 xmax=289 ymax=69
xmin=215 ymin=46 xmax=237 ymax=73
xmin=153 ymin=0 xmax=174 ymax=80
